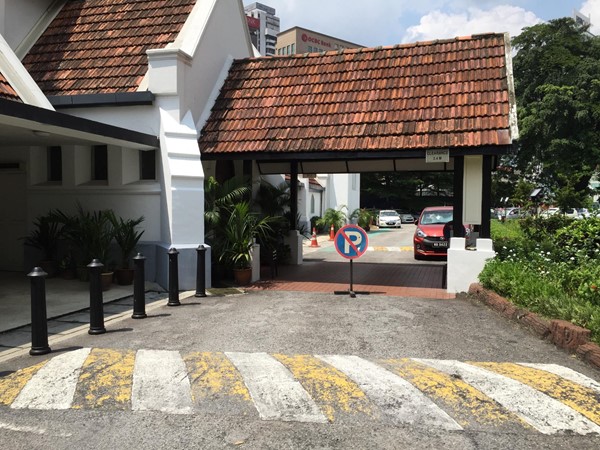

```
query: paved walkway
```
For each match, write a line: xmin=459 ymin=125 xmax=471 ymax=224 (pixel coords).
xmin=252 ymin=234 xmax=452 ymax=299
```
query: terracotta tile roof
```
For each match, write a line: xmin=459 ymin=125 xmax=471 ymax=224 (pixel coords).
xmin=22 ymin=0 xmax=196 ymax=96
xmin=199 ymin=33 xmax=515 ymax=155
xmin=0 ymin=73 xmax=21 ymax=102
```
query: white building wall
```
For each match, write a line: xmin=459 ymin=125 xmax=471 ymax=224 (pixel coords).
xmin=319 ymin=173 xmax=360 ymax=221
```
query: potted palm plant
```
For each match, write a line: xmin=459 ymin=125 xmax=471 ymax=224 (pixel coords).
xmin=23 ymin=214 xmax=63 ymax=277
xmin=219 ymin=201 xmax=276 ymax=286
xmin=52 ymin=204 xmax=115 ymax=286
xmin=109 ymin=212 xmax=145 ymax=285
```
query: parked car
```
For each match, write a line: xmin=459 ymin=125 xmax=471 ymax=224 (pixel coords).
xmin=577 ymin=208 xmax=590 ymax=218
xmin=562 ymin=208 xmax=581 ymax=219
xmin=413 ymin=206 xmax=469 ymax=260
xmin=504 ymin=207 xmax=523 ymax=220
xmin=396 ymin=210 xmax=415 ymax=224
xmin=539 ymin=207 xmax=559 ymax=218
xmin=377 ymin=210 xmax=402 ymax=228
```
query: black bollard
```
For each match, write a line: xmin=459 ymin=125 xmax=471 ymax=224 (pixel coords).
xmin=28 ymin=267 xmax=51 ymax=355
xmin=132 ymin=253 xmax=147 ymax=319
xmin=167 ymin=248 xmax=180 ymax=306
xmin=88 ymin=259 xmax=106 ymax=335
xmin=195 ymin=244 xmax=207 ymax=297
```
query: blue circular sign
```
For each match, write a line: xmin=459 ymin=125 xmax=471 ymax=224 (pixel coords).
xmin=334 ymin=225 xmax=369 ymax=260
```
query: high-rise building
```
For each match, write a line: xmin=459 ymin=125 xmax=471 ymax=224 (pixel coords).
xmin=276 ymin=26 xmax=363 ymax=56
xmin=244 ymin=2 xmax=280 ymax=56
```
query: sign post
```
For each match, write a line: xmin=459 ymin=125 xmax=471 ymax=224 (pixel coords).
xmin=333 ymin=224 xmax=369 ymax=297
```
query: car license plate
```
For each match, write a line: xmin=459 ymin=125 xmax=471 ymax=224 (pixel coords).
xmin=432 ymin=241 xmax=448 ymax=248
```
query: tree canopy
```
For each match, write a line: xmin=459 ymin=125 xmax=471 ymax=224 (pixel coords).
xmin=511 ymin=18 xmax=600 ymax=208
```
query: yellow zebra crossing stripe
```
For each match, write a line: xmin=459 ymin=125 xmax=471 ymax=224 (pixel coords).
xmin=184 ymin=351 xmax=251 ymax=402
xmin=72 ymin=348 xmax=135 ymax=410
xmin=273 ymin=354 xmax=374 ymax=422
xmin=472 ymin=362 xmax=600 ymax=426
xmin=0 ymin=360 xmax=47 ymax=406
xmin=382 ymin=358 xmax=529 ymax=429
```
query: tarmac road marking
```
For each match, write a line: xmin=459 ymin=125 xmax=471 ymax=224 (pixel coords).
xmin=273 ymin=353 xmax=374 ymax=422
xmin=11 ymin=347 xmax=91 ymax=410
xmin=518 ymin=363 xmax=600 ymax=394
xmin=472 ymin=362 xmax=600 ymax=426
xmin=317 ymin=355 xmax=462 ymax=430
xmin=184 ymin=351 xmax=251 ymax=402
xmin=381 ymin=358 xmax=528 ymax=429
xmin=131 ymin=349 xmax=193 ymax=415
xmin=0 ymin=360 xmax=48 ymax=406
xmin=225 ymin=351 xmax=328 ymax=423
xmin=72 ymin=348 xmax=135 ymax=409
xmin=416 ymin=359 xmax=600 ymax=435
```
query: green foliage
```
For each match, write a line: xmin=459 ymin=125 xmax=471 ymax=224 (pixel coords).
xmin=316 ymin=207 xmax=347 ymax=231
xmin=511 ymin=18 xmax=600 ymax=202
xmin=554 ymin=217 xmax=600 ymax=262
xmin=50 ymin=204 xmax=115 ymax=271
xmin=108 ymin=212 xmax=145 ymax=269
xmin=204 ymin=176 xmax=251 ymax=247
xmin=350 ymin=208 xmax=374 ymax=230
xmin=23 ymin=214 xmax=63 ymax=261
xmin=219 ymin=201 xmax=277 ymax=270
xmin=519 ymin=215 xmax=574 ymax=242
xmin=483 ymin=216 xmax=600 ymax=344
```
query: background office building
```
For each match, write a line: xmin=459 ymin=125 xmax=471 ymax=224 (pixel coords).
xmin=276 ymin=26 xmax=362 ymax=56
xmin=244 ymin=2 xmax=280 ymax=56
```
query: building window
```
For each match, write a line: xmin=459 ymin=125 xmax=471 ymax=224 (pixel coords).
xmin=310 ymin=195 xmax=315 ymax=214
xmin=47 ymin=146 xmax=62 ymax=182
xmin=92 ymin=145 xmax=108 ymax=181
xmin=291 ymin=43 xmax=295 ymax=54
xmin=139 ymin=150 xmax=156 ymax=180
xmin=308 ymin=45 xmax=313 ymax=52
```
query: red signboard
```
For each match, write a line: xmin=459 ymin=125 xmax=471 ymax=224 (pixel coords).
xmin=246 ymin=16 xmax=260 ymax=30
xmin=301 ymin=33 xmax=332 ymax=48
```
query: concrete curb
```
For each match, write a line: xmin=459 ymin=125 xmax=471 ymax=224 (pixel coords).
xmin=468 ymin=283 xmax=600 ymax=371
xmin=0 ymin=291 xmax=197 ymax=364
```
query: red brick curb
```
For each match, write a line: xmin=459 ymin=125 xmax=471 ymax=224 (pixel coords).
xmin=468 ymin=283 xmax=600 ymax=371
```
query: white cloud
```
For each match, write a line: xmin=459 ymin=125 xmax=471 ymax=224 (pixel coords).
xmin=580 ymin=0 xmax=600 ymax=34
xmin=402 ymin=5 xmax=541 ymax=42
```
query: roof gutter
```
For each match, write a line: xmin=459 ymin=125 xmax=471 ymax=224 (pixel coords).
xmin=49 ymin=91 xmax=155 ymax=109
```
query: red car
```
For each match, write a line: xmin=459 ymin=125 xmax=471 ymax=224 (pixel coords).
xmin=413 ymin=206 xmax=454 ymax=260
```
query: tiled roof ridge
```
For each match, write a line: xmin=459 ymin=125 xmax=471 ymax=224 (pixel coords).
xmin=240 ymin=32 xmax=506 ymax=62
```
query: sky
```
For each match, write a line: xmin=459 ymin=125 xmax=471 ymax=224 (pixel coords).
xmin=244 ymin=0 xmax=600 ymax=47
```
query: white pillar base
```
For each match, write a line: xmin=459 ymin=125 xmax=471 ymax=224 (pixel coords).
xmin=447 ymin=238 xmax=495 ymax=293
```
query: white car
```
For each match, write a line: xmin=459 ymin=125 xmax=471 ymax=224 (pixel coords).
xmin=378 ymin=210 xmax=402 ymax=228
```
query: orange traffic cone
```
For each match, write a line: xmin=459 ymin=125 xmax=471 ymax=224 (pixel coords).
xmin=310 ymin=228 xmax=320 ymax=247
xmin=329 ymin=223 xmax=335 ymax=241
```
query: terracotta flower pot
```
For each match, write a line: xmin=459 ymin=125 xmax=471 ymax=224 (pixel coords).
xmin=233 ymin=267 xmax=252 ymax=286
xmin=115 ymin=268 xmax=135 ymax=285
xmin=101 ymin=272 xmax=114 ymax=291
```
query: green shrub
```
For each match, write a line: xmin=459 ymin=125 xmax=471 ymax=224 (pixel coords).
xmin=520 ymin=215 xmax=574 ymax=241
xmin=554 ymin=217 xmax=600 ymax=262
xmin=480 ymin=220 xmax=600 ymax=345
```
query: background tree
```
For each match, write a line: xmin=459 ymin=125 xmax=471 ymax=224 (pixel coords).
xmin=510 ymin=18 xmax=600 ymax=206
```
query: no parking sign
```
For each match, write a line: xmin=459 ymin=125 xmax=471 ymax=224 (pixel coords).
xmin=334 ymin=225 xmax=369 ymax=260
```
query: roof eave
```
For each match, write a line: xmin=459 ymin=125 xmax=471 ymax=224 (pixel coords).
xmin=0 ymin=97 xmax=159 ymax=149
